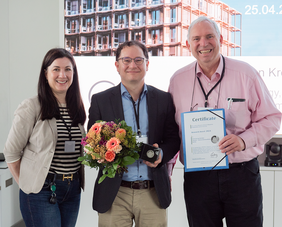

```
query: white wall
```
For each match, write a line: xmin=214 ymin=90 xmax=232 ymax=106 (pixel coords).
xmin=0 ymin=0 xmax=64 ymax=152
xmin=0 ymin=0 xmax=11 ymax=160
xmin=0 ymin=0 xmax=64 ymax=225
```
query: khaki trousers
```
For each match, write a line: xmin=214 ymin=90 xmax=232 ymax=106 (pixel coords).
xmin=98 ymin=186 xmax=167 ymax=227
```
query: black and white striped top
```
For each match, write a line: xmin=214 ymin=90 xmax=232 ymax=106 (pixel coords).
xmin=49 ymin=105 xmax=82 ymax=175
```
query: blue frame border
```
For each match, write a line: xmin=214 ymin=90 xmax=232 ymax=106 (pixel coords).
xmin=181 ymin=108 xmax=229 ymax=172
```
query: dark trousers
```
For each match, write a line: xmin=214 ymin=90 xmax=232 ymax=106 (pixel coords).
xmin=184 ymin=158 xmax=263 ymax=227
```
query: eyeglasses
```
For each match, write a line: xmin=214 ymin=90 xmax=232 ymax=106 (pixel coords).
xmin=117 ymin=57 xmax=146 ymax=65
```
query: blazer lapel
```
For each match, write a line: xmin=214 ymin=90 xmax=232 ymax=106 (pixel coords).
xmin=109 ymin=84 xmax=125 ymax=121
xmin=147 ymin=86 xmax=158 ymax=144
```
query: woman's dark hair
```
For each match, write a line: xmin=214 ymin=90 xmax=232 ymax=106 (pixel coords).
xmin=115 ymin=41 xmax=149 ymax=61
xmin=38 ymin=48 xmax=86 ymax=126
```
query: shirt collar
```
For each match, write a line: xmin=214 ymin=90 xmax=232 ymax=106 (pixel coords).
xmin=120 ymin=83 xmax=148 ymax=99
xmin=196 ymin=55 xmax=223 ymax=80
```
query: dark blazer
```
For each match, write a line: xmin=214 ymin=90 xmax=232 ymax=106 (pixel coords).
xmin=88 ymin=84 xmax=180 ymax=213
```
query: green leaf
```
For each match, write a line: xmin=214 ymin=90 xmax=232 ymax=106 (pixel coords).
xmin=81 ymin=160 xmax=90 ymax=166
xmin=108 ymin=170 xmax=116 ymax=178
xmin=77 ymin=156 xmax=85 ymax=161
xmin=107 ymin=167 xmax=114 ymax=175
xmin=102 ymin=168 xmax=108 ymax=174
xmin=122 ymin=156 xmax=136 ymax=166
xmin=91 ymin=153 xmax=101 ymax=159
xmin=132 ymin=152 xmax=139 ymax=160
xmin=113 ymin=163 xmax=118 ymax=170
xmin=98 ymin=175 xmax=107 ymax=184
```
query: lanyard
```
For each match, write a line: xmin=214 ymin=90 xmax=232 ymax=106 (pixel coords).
xmin=130 ymin=92 xmax=143 ymax=137
xmin=196 ymin=56 xmax=225 ymax=108
xmin=60 ymin=112 xmax=72 ymax=141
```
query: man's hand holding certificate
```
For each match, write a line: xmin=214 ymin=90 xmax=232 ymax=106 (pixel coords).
xmin=181 ymin=109 xmax=228 ymax=172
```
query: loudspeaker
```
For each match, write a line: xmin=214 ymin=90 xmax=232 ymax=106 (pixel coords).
xmin=264 ymin=137 xmax=282 ymax=167
xmin=0 ymin=153 xmax=5 ymax=161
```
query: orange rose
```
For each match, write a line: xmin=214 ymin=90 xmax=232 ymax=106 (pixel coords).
xmin=105 ymin=151 xmax=116 ymax=162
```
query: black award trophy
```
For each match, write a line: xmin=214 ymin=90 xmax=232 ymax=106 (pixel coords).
xmin=139 ymin=143 xmax=160 ymax=163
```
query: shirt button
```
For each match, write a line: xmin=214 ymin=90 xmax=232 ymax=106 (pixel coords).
xmin=140 ymin=176 xmax=142 ymax=178
xmin=140 ymin=161 xmax=142 ymax=164
xmin=208 ymin=83 xmax=211 ymax=85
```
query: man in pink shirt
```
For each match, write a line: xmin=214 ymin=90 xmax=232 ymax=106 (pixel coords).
xmin=169 ymin=16 xmax=281 ymax=227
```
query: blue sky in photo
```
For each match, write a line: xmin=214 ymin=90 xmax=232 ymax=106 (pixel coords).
xmin=222 ymin=0 xmax=282 ymax=56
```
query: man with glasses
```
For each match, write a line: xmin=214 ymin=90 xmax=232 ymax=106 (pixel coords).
xmin=168 ymin=16 xmax=281 ymax=227
xmin=88 ymin=40 xmax=180 ymax=227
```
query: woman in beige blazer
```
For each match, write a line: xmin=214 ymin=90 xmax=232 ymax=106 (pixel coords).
xmin=3 ymin=48 xmax=86 ymax=227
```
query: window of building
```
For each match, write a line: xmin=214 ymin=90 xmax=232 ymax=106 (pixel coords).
xmin=98 ymin=0 xmax=111 ymax=11
xmin=71 ymin=20 xmax=78 ymax=33
xmin=171 ymin=8 xmax=176 ymax=23
xmin=149 ymin=10 xmax=161 ymax=25
xmin=182 ymin=0 xmax=190 ymax=4
xmin=81 ymin=36 xmax=93 ymax=51
xmin=214 ymin=4 xmax=221 ymax=19
xmin=182 ymin=28 xmax=188 ymax=43
xmin=82 ymin=18 xmax=94 ymax=32
xmin=222 ymin=44 xmax=228 ymax=56
xmin=82 ymin=0 xmax=94 ymax=13
xmin=114 ymin=32 xmax=127 ymax=48
xmin=191 ymin=13 xmax=198 ymax=22
xmin=222 ymin=10 xmax=229 ymax=23
xmin=66 ymin=20 xmax=71 ymax=33
xmin=192 ymin=0 xmax=198 ymax=9
xmin=149 ymin=48 xmax=162 ymax=56
xmin=66 ymin=0 xmax=79 ymax=15
xmin=183 ymin=47 xmax=189 ymax=56
xmin=114 ymin=14 xmax=127 ymax=28
xmin=115 ymin=0 xmax=127 ymax=9
xmin=72 ymin=1 xmax=78 ymax=14
xmin=97 ymin=35 xmax=111 ymax=49
xmin=170 ymin=27 xmax=176 ymax=42
xmin=131 ymin=0 xmax=144 ymax=7
xmin=66 ymin=38 xmax=77 ymax=53
xmin=67 ymin=2 xmax=71 ymax=12
xmin=148 ymin=29 xmax=163 ymax=44
xmin=131 ymin=12 xmax=145 ymax=26
xmin=198 ymin=0 xmax=207 ymax=12
xmin=98 ymin=16 xmax=111 ymax=30
xmin=131 ymin=30 xmax=145 ymax=43
xmin=183 ymin=9 xmax=190 ymax=25
xmin=151 ymin=0 xmax=162 ymax=5
xmin=66 ymin=19 xmax=79 ymax=33
xmin=169 ymin=46 xmax=175 ymax=56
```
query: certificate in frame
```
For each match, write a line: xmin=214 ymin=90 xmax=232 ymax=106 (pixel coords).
xmin=181 ymin=109 xmax=228 ymax=172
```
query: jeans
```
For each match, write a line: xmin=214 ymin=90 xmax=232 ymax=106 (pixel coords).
xmin=20 ymin=177 xmax=81 ymax=227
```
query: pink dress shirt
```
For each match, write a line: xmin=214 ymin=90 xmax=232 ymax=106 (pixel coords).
xmin=168 ymin=56 xmax=282 ymax=164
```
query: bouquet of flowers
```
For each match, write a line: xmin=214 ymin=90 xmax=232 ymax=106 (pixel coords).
xmin=78 ymin=120 xmax=140 ymax=183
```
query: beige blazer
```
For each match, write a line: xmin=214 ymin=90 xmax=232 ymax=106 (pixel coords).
xmin=3 ymin=96 xmax=85 ymax=194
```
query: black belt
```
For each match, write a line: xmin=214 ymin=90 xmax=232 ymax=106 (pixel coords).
xmin=46 ymin=172 xmax=80 ymax=181
xmin=229 ymin=158 xmax=257 ymax=168
xmin=121 ymin=180 xmax=154 ymax=189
